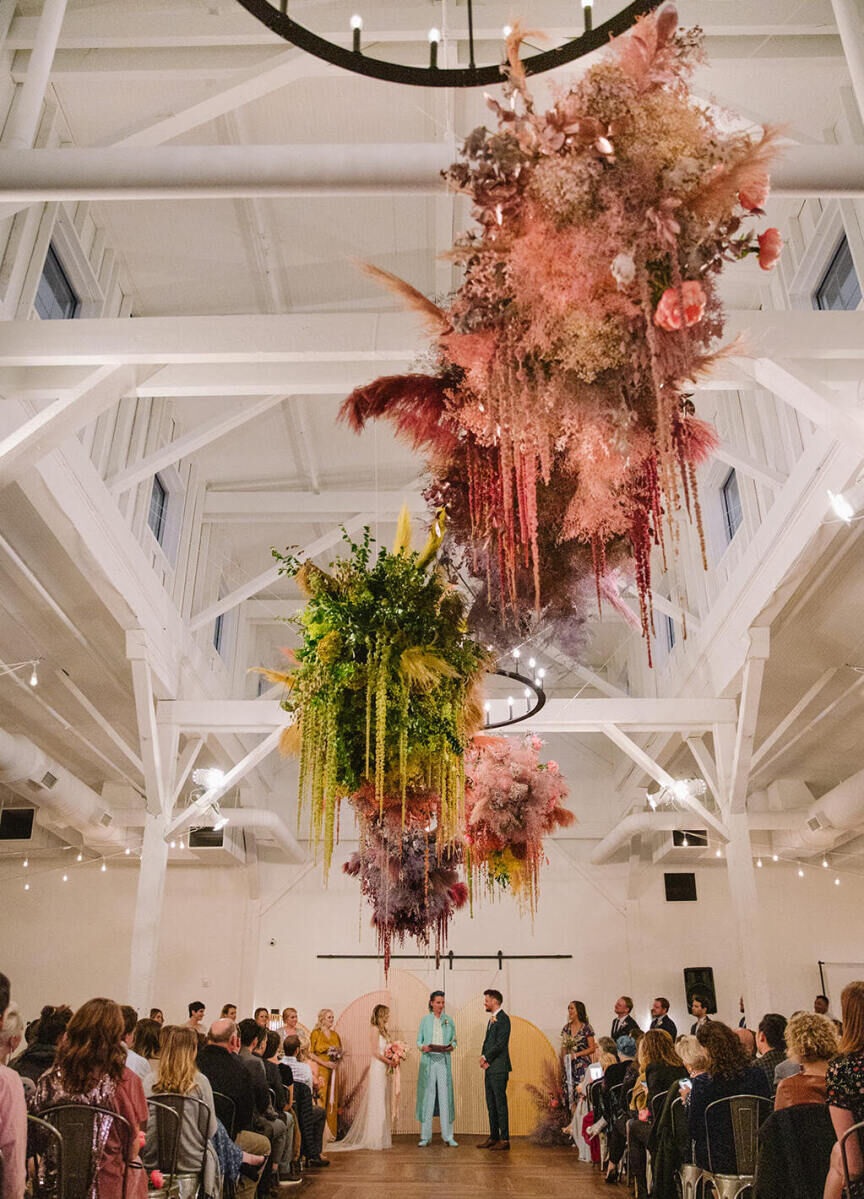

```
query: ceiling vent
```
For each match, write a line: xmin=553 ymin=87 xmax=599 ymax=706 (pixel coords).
xmin=40 ymin=771 xmax=58 ymax=788
xmin=0 ymin=807 xmax=35 ymax=840
xmin=807 ymin=813 xmax=829 ymax=833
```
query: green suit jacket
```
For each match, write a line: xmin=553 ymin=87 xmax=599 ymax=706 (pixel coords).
xmin=481 ymin=1010 xmax=512 ymax=1075
xmin=415 ymin=1012 xmax=456 ymax=1121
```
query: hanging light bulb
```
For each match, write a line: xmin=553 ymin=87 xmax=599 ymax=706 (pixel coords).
xmin=512 ymin=648 xmax=521 ymax=661
xmin=62 ymin=873 xmax=68 ymax=882
xmin=756 ymin=857 xmax=763 ymax=868
xmin=798 ymin=868 xmax=804 ymax=877
xmin=350 ymin=12 xmax=362 ymax=52
xmin=681 ymin=834 xmax=689 ymax=847
xmin=169 ymin=841 xmax=176 ymax=849
xmin=828 ymin=490 xmax=855 ymax=523
xmin=537 ymin=668 xmax=546 ymax=680
xmin=715 ymin=848 xmax=722 ymax=858
xmin=428 ymin=26 xmax=440 ymax=68
xmin=76 ymin=852 xmax=83 ymax=862
xmin=29 ymin=662 xmax=38 ymax=687
xmin=124 ymin=846 xmax=131 ymax=855
xmin=822 ymin=858 xmax=829 ymax=868
xmin=835 ymin=876 xmax=841 ymax=886
xmin=179 ymin=838 xmax=185 ymax=850
xmin=101 ymin=861 xmax=107 ymax=872
xmin=528 ymin=657 xmax=536 ymax=670
xmin=772 ymin=854 xmax=779 ymax=862
xmin=23 ymin=857 xmax=28 ymax=868
xmin=24 ymin=881 xmax=30 ymax=891
xmin=502 ymin=24 xmax=513 ymax=38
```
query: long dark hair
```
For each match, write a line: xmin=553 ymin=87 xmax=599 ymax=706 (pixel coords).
xmin=131 ymin=1018 xmax=161 ymax=1059
xmin=53 ymin=998 xmax=127 ymax=1094
xmin=569 ymin=1000 xmax=589 ymax=1025
xmin=698 ymin=1021 xmax=749 ymax=1079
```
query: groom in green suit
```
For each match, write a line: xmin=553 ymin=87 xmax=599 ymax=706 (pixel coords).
xmin=478 ymin=988 xmax=512 ymax=1151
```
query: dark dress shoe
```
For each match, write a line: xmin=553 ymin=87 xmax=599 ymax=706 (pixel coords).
xmin=490 ymin=1140 xmax=510 ymax=1151
xmin=476 ymin=1138 xmax=496 ymax=1148
xmin=308 ymin=1157 xmax=331 ymax=1167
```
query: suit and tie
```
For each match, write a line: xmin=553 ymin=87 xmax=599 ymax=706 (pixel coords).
xmin=690 ymin=1015 xmax=711 ymax=1035
xmin=650 ymin=1014 xmax=678 ymax=1039
xmin=481 ymin=1009 xmax=512 ymax=1143
xmin=611 ymin=1014 xmax=640 ymax=1040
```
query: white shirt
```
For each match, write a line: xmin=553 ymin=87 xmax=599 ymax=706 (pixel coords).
xmin=432 ymin=1017 xmax=443 ymax=1044
xmin=125 ymin=1045 xmax=152 ymax=1081
xmin=283 ymin=1054 xmax=313 ymax=1087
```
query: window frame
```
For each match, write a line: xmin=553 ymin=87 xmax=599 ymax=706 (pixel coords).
xmin=147 ymin=474 xmax=169 ymax=546
xmin=34 ymin=244 xmax=81 ymax=320
xmin=720 ymin=468 xmax=743 ymax=545
xmin=814 ymin=234 xmax=862 ymax=312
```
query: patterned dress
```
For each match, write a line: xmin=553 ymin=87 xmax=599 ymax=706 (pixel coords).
xmin=561 ymin=1021 xmax=595 ymax=1105
xmin=826 ymin=1049 xmax=864 ymax=1198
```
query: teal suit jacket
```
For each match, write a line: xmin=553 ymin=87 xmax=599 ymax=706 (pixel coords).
xmin=481 ymin=1010 xmax=512 ymax=1075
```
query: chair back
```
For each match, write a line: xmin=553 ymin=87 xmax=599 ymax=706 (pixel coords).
xmin=587 ymin=1078 xmax=604 ymax=1113
xmin=608 ymin=1083 xmax=624 ymax=1116
xmin=839 ymin=1118 xmax=864 ymax=1199
xmin=212 ymin=1091 xmax=236 ymax=1139
xmin=705 ymin=1093 xmax=771 ymax=1175
xmin=27 ymin=1114 xmax=65 ymax=1199
xmin=42 ymin=1103 xmax=133 ymax=1199
xmin=146 ymin=1093 xmax=210 ymax=1172
xmin=670 ymin=1096 xmax=693 ymax=1161
xmin=145 ymin=1100 xmax=182 ymax=1189
xmin=651 ymin=1089 xmax=669 ymax=1122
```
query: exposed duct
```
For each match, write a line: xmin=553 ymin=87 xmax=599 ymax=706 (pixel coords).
xmin=0 ymin=727 xmax=126 ymax=849
xmin=216 ymin=808 xmax=304 ymax=864
xmin=775 ymin=765 xmax=864 ymax=853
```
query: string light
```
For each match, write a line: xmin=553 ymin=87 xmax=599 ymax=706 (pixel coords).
xmin=681 ymin=834 xmax=689 ymax=847
xmin=798 ymin=868 xmax=804 ymax=877
xmin=715 ymin=848 xmax=722 ymax=858
xmin=502 ymin=24 xmax=512 ymax=37
xmin=29 ymin=662 xmax=38 ymax=687
xmin=771 ymin=854 xmax=778 ymax=862
xmin=76 ymin=852 xmax=83 ymax=862
xmin=101 ymin=861 xmax=107 ymax=872
xmin=124 ymin=846 xmax=131 ymax=855
xmin=528 ymin=657 xmax=536 ymax=670
xmin=62 ymin=873 xmax=68 ymax=882
xmin=822 ymin=858 xmax=829 ymax=868
xmin=24 ymin=882 xmax=30 ymax=891
xmin=512 ymin=649 xmax=521 ymax=661
xmin=756 ymin=858 xmax=763 ymax=868
xmin=835 ymin=877 xmax=841 ymax=886
xmin=23 ymin=858 xmax=28 ymax=868
xmin=170 ymin=841 xmax=176 ymax=849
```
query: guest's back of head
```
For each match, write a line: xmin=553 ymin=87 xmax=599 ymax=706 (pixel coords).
xmin=676 ymin=1034 xmax=709 ymax=1074
xmin=785 ymin=1011 xmax=838 ymax=1063
xmin=698 ymin=1021 xmax=750 ymax=1078
xmin=637 ymin=1028 xmax=682 ymax=1069
xmin=734 ymin=1027 xmax=756 ymax=1060
xmin=53 ymin=997 xmax=126 ymax=1094
xmin=758 ymin=1012 xmax=787 ymax=1052
xmin=132 ymin=1018 xmax=162 ymax=1060
xmin=153 ymin=1025 xmax=200 ymax=1094
xmin=839 ymin=981 xmax=864 ymax=1055
xmin=237 ymin=1017 xmax=263 ymax=1048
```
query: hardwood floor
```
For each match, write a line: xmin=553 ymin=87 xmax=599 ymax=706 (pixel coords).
xmin=308 ymin=1134 xmax=611 ymax=1197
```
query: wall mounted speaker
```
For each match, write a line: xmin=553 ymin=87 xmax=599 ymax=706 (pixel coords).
xmin=684 ymin=966 xmax=717 ymax=1014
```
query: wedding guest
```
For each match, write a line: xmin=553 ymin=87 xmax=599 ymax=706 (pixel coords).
xmin=31 ymin=997 xmax=149 ymax=1199
xmin=824 ymin=981 xmax=864 ymax=1199
xmin=626 ymin=1031 xmax=688 ymax=1194
xmin=649 ymin=998 xmax=677 ymax=1040
xmin=187 ymin=1001 xmax=207 ymax=1033
xmin=254 ymin=1008 xmax=270 ymax=1029
xmin=479 ymin=989 xmax=512 ymax=1151
xmin=561 ymin=1000 xmax=596 ymax=1107
xmin=121 ymin=1005 xmax=151 ymax=1080
xmin=734 ymin=1026 xmax=757 ymax=1060
xmin=676 ymin=1034 xmax=709 ymax=1080
xmin=221 ymin=1004 xmax=238 ymax=1020
xmin=310 ymin=1008 xmax=343 ymax=1138
xmin=756 ymin=1013 xmax=787 ymax=1090
xmin=237 ymin=1019 xmax=294 ymax=1191
xmin=774 ymin=1011 xmax=838 ymax=1110
xmin=611 ymin=996 xmax=640 ymax=1039
xmin=149 ymin=1009 xmax=164 ymax=1026
xmin=689 ymin=994 xmax=711 ymax=1035
xmin=598 ymin=1036 xmax=619 ymax=1058
xmin=686 ymin=1022 xmax=770 ymax=1172
xmin=283 ymin=1035 xmax=327 ymax=1164
xmin=815 ymin=995 xmax=831 ymax=1017
xmin=416 ymin=991 xmax=458 ymax=1147
xmin=131 ymin=1018 xmax=162 ymax=1068
xmin=281 ymin=1008 xmax=310 ymax=1050
xmin=0 ymin=1001 xmax=23 ymax=1065
xmin=0 ymin=974 xmax=26 ymax=1199
xmin=12 ymin=1003 xmax=71 ymax=1084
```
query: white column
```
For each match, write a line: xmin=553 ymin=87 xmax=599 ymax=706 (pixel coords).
xmin=128 ymin=811 xmax=170 ymax=1014
xmin=832 ymin=0 xmax=864 ymax=128
xmin=4 ymin=0 xmax=68 ymax=149
xmin=724 ymin=812 xmax=772 ymax=1024
xmin=0 ymin=0 xmax=17 ymax=53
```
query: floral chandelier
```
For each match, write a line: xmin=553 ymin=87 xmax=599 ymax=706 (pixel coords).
xmin=234 ymin=0 xmax=662 ymax=87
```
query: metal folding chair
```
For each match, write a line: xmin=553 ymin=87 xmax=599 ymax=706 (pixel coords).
xmin=41 ymin=1103 xmax=134 ymax=1199
xmin=839 ymin=1118 xmax=864 ymax=1199
xmin=143 ymin=1093 xmax=210 ymax=1199
xmin=212 ymin=1091 xmax=236 ymax=1140
xmin=145 ymin=1100 xmax=182 ymax=1196
xmin=27 ymin=1114 xmax=65 ymax=1199
xmin=671 ymin=1095 xmax=702 ymax=1199
xmin=703 ymin=1093 xmax=772 ymax=1199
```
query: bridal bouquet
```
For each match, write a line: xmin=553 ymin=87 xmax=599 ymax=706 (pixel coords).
xmin=327 ymin=1046 xmax=345 ymax=1063
xmin=383 ymin=1040 xmax=409 ymax=1070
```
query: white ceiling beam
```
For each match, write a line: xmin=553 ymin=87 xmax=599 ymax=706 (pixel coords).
xmin=646 ymin=589 xmax=701 ymax=631
xmin=107 ymin=393 xmax=288 ymax=495
xmin=188 ymin=513 xmax=369 ymax=632
xmin=738 ymin=358 xmax=864 ymax=453
xmin=0 ymin=144 xmax=860 ymax=203
xmin=245 ymin=599 xmax=304 ymax=622
xmin=54 ymin=668 xmax=144 ymax=774
xmin=5 ymin=311 xmax=864 ymax=369
xmin=126 ymin=630 xmax=169 ymax=815
xmin=129 ymin=362 xmax=398 ymax=398
xmin=750 ymin=667 xmax=838 ymax=770
xmin=713 ymin=441 xmax=787 ymax=490
xmin=728 ymin=627 xmax=771 ymax=813
xmin=751 ymin=670 xmax=864 ymax=782
xmin=171 ymin=737 xmax=203 ymax=806
xmin=165 ymin=727 xmax=283 ymax=836
xmin=202 ymin=489 xmax=426 ymax=522
xmin=684 ymin=736 xmax=721 ymax=807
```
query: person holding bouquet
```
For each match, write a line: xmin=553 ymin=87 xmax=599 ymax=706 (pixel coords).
xmin=416 ymin=991 xmax=458 ymax=1147
xmin=330 ymin=1004 xmax=398 ymax=1152
xmin=309 ymin=1010 xmax=343 ymax=1138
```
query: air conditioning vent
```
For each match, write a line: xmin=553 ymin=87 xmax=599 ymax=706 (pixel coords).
xmin=98 ymin=810 xmax=113 ymax=828
xmin=807 ymin=813 xmax=828 ymax=833
xmin=189 ymin=826 xmax=225 ymax=849
xmin=40 ymin=771 xmax=58 ymax=789
xmin=0 ymin=808 xmax=35 ymax=840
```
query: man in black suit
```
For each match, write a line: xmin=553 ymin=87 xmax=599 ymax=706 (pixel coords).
xmin=649 ymin=997 xmax=677 ymax=1040
xmin=478 ymin=988 xmax=512 ymax=1151
xmin=689 ymin=994 xmax=711 ymax=1035
xmin=610 ymin=996 xmax=641 ymax=1040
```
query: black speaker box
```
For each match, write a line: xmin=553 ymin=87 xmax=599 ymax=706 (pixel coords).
xmin=683 ymin=966 xmax=717 ymax=1014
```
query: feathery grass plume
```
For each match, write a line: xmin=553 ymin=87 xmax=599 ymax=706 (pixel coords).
xmin=354 ymin=260 xmax=451 ymax=335
xmin=416 ymin=509 xmax=446 ymax=569
xmin=279 ymin=722 xmax=302 ymax=757
xmin=250 ymin=666 xmax=296 ymax=689
xmin=399 ymin=646 xmax=459 ymax=692
xmin=391 ymin=503 xmax=413 ymax=555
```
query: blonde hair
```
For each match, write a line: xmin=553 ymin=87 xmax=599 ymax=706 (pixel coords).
xmin=282 ymin=1007 xmax=297 ymax=1022
xmin=785 ymin=1012 xmax=839 ymax=1063
xmin=154 ymin=1026 xmax=199 ymax=1095
xmin=839 ymin=981 xmax=864 ymax=1055
xmin=315 ymin=1009 xmax=333 ymax=1031
xmin=371 ymin=1004 xmax=389 ymax=1037
xmin=676 ymin=1034 xmax=709 ymax=1073
xmin=598 ymin=1051 xmax=617 ymax=1070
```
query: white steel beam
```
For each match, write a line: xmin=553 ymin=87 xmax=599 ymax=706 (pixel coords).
xmin=728 ymin=627 xmax=771 ymax=813
xmin=751 ymin=667 xmax=838 ymax=770
xmin=107 ymin=393 xmax=288 ymax=495
xmin=713 ymin=441 xmax=787 ymax=490
xmin=188 ymin=514 xmax=369 ymax=632
xmin=685 ymin=736 xmax=721 ymax=807
xmin=126 ymin=630 xmax=168 ymax=815
xmin=740 ymin=358 xmax=864 ymax=454
xmin=171 ymin=737 xmax=203 ymax=806
xmin=54 ymin=668 xmax=144 ymax=774
xmin=203 ymin=489 xmax=426 ymax=523
xmin=3 ymin=0 xmax=67 ymax=149
xmin=166 ymin=727 xmax=284 ymax=836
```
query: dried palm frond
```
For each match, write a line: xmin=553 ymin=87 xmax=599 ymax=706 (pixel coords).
xmin=392 ymin=504 xmax=413 ymax=556
xmin=689 ymin=128 xmax=781 ymax=219
xmin=279 ymin=722 xmax=302 ymax=757
xmin=339 ymin=373 xmax=458 ymax=458
xmin=354 ymin=261 xmax=451 ymax=335
xmin=250 ymin=666 xmax=296 ymax=689
xmin=399 ymin=646 xmax=459 ymax=692
xmin=416 ymin=508 xmax=446 ymax=569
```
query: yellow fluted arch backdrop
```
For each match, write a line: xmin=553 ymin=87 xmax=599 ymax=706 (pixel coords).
xmin=333 ymin=970 xmax=558 ymax=1136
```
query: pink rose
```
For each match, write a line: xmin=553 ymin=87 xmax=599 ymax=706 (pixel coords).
xmin=547 ymin=761 xmax=559 ymax=773
xmin=150 ymin=1171 xmax=164 ymax=1190
xmin=757 ymin=227 xmax=783 ymax=270
xmin=654 ymin=281 xmax=706 ymax=332
xmin=739 ymin=173 xmax=769 ymax=212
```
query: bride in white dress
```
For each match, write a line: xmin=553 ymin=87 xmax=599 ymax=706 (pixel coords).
xmin=330 ymin=1004 xmax=392 ymax=1151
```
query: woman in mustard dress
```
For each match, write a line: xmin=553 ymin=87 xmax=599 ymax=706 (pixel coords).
xmin=309 ymin=1008 xmax=343 ymax=1137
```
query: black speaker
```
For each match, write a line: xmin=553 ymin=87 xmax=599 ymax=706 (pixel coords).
xmin=684 ymin=966 xmax=717 ymax=1014
xmin=664 ymin=872 xmax=697 ymax=901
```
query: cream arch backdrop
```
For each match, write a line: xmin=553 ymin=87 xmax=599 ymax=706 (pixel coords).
xmin=333 ymin=969 xmax=559 ymax=1136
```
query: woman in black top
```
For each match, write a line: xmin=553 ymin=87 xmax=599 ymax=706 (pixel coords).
xmin=825 ymin=981 xmax=864 ymax=1199
xmin=626 ymin=1031 xmax=688 ymax=1196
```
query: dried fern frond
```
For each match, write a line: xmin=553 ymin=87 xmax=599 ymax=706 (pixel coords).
xmin=392 ymin=503 xmax=413 ymax=556
xmin=399 ymin=646 xmax=459 ymax=692
xmin=354 ymin=261 xmax=451 ymax=336
xmin=249 ymin=666 xmax=296 ymax=689
xmin=279 ymin=722 xmax=302 ymax=757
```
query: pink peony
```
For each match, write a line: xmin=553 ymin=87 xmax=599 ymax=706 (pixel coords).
xmin=757 ymin=227 xmax=783 ymax=270
xmin=739 ymin=173 xmax=769 ymax=212
xmin=150 ymin=1171 xmax=164 ymax=1190
xmin=547 ymin=761 xmax=559 ymax=774
xmin=654 ymin=282 xmax=707 ymax=331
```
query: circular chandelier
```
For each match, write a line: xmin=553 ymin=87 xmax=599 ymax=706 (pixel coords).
xmin=484 ymin=667 xmax=547 ymax=730
xmin=234 ymin=0 xmax=662 ymax=88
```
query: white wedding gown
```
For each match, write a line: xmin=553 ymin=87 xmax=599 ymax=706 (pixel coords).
xmin=330 ymin=1033 xmax=392 ymax=1151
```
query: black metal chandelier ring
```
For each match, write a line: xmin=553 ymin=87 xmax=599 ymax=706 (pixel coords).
xmin=484 ymin=668 xmax=547 ymax=731
xmin=234 ymin=0 xmax=662 ymax=88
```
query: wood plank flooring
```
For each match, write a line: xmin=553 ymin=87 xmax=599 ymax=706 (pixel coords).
xmin=308 ymin=1134 xmax=610 ymax=1197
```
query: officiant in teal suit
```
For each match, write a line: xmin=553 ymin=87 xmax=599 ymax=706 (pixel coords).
xmin=478 ymin=987 xmax=512 ymax=1150
xmin=416 ymin=990 xmax=458 ymax=1147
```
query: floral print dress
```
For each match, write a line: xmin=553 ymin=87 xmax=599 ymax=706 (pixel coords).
xmin=561 ymin=1021 xmax=595 ymax=1105
xmin=826 ymin=1049 xmax=864 ymax=1198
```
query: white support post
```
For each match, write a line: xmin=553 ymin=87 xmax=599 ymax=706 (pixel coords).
xmin=725 ymin=811 xmax=772 ymax=1022
xmin=127 ymin=809 xmax=169 ymax=1013
xmin=684 ymin=736 xmax=721 ymax=806
xmin=831 ymin=0 xmax=864 ymax=128
xmin=4 ymin=0 xmax=68 ymax=149
xmin=126 ymin=630 xmax=168 ymax=815
xmin=172 ymin=738 xmax=203 ymax=806
xmin=729 ymin=628 xmax=771 ymax=813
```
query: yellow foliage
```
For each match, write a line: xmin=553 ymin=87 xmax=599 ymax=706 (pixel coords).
xmin=399 ymin=646 xmax=459 ymax=692
xmin=392 ymin=504 xmax=413 ymax=556
xmin=249 ymin=667 xmax=295 ymax=689
xmin=279 ymin=723 xmax=302 ymax=757
xmin=416 ymin=509 xmax=447 ymax=569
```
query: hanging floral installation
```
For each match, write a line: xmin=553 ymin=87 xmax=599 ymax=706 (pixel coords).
xmin=463 ymin=733 xmax=573 ymax=913
xmin=266 ymin=514 xmax=490 ymax=969
xmin=341 ymin=4 xmax=782 ymax=660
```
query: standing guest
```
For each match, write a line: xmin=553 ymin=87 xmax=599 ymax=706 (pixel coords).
xmin=416 ymin=991 xmax=458 ymax=1148
xmin=121 ymin=1006 xmax=151 ymax=1081
xmin=560 ymin=1000 xmax=596 ymax=1108
xmin=149 ymin=1009 xmax=164 ymax=1026
xmin=281 ymin=1008 xmax=310 ymax=1050
xmin=254 ymin=1008 xmax=270 ymax=1029
xmin=824 ymin=981 xmax=864 ymax=1199
xmin=221 ymin=1004 xmax=238 ymax=1021
xmin=649 ymin=998 xmax=677 ymax=1040
xmin=815 ymin=994 xmax=832 ymax=1017
xmin=774 ymin=1011 xmax=838 ymax=1110
xmin=478 ymin=989 xmax=512 ymax=1152
xmin=755 ymin=1013 xmax=787 ymax=1090
xmin=685 ymin=1022 xmax=770 ymax=1172
xmin=689 ymin=994 xmax=711 ymax=1035
xmin=309 ymin=1008 xmax=343 ymax=1138
xmin=31 ymin=997 xmax=149 ymax=1199
xmin=11 ymin=1004 xmax=72 ymax=1085
xmin=734 ymin=1027 xmax=757 ymax=1060
xmin=131 ymin=1019 xmax=162 ymax=1069
xmin=0 ymin=973 xmax=26 ymax=1199
xmin=187 ymin=1002 xmax=207 ymax=1033
xmin=611 ymin=996 xmax=641 ymax=1040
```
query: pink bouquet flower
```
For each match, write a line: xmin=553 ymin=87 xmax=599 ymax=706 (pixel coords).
xmin=739 ymin=173 xmax=770 ymax=212
xmin=757 ymin=227 xmax=783 ymax=270
xmin=383 ymin=1040 xmax=409 ymax=1069
xmin=654 ymin=282 xmax=707 ymax=331
xmin=327 ymin=1046 xmax=344 ymax=1062
xmin=149 ymin=1171 xmax=164 ymax=1190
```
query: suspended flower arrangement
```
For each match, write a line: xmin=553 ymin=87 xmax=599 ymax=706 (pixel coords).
xmin=341 ymin=4 xmax=782 ymax=660
xmin=266 ymin=514 xmax=490 ymax=967
xmin=463 ymin=733 xmax=573 ymax=913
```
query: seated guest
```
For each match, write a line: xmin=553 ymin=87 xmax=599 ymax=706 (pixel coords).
xmin=149 ymin=1009 xmax=164 ymax=1026
xmin=603 ymin=1036 xmax=640 ymax=1183
xmin=626 ymin=1030 xmax=688 ymax=1194
xmin=756 ymin=1013 xmax=787 ymax=1090
xmin=734 ymin=1026 xmax=757 ymax=1060
xmin=31 ymin=997 xmax=149 ymax=1199
xmin=824 ymin=980 xmax=864 ymax=1199
xmin=121 ymin=1005 xmax=151 ymax=1080
xmin=611 ymin=996 xmax=641 ymax=1040
xmin=597 ymin=1036 xmax=619 ymax=1059
xmin=282 ymin=1035 xmax=328 ymax=1166
xmin=649 ymin=998 xmax=677 ymax=1040
xmin=774 ymin=1011 xmax=838 ymax=1110
xmin=264 ymin=1032 xmax=300 ymax=1178
xmin=237 ymin=1018 xmax=295 ymax=1191
xmin=689 ymin=994 xmax=711 ymax=1035
xmin=0 ymin=973 xmax=26 ymax=1199
xmin=686 ymin=1021 xmax=771 ymax=1172
xmin=187 ymin=1002 xmax=207 ymax=1034
xmin=131 ymin=1018 xmax=162 ymax=1069
xmin=676 ymin=1034 xmax=709 ymax=1082
xmin=0 ymin=1001 xmax=24 ymax=1065
xmin=254 ymin=1008 xmax=270 ymax=1029
xmin=12 ymin=1004 xmax=71 ymax=1084
xmin=197 ymin=1019 xmax=272 ymax=1199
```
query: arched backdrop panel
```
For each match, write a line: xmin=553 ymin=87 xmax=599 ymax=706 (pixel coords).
xmin=334 ymin=970 xmax=558 ymax=1135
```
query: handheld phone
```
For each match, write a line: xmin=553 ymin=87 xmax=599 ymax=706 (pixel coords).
xmin=680 ymin=1078 xmax=693 ymax=1091
xmin=588 ymin=1063 xmax=604 ymax=1081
